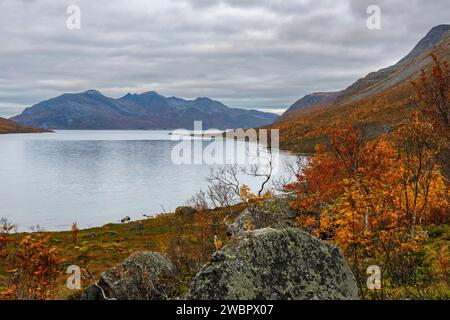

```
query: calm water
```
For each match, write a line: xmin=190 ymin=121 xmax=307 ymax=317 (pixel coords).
xmin=0 ymin=131 xmax=298 ymax=231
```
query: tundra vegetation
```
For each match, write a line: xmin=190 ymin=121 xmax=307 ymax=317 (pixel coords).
xmin=0 ymin=57 xmax=448 ymax=300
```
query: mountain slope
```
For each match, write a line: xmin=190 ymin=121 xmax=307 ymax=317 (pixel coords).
xmin=278 ymin=92 xmax=340 ymax=122
xmin=11 ymin=91 xmax=278 ymax=130
xmin=0 ymin=117 xmax=51 ymax=134
xmin=333 ymin=24 xmax=450 ymax=105
xmin=270 ymin=25 xmax=450 ymax=153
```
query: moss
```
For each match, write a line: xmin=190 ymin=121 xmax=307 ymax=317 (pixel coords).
xmin=186 ymin=228 xmax=358 ymax=300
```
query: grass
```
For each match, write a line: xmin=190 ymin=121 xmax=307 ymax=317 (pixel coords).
xmin=1 ymin=207 xmax=449 ymax=299
xmin=0 ymin=206 xmax=241 ymax=300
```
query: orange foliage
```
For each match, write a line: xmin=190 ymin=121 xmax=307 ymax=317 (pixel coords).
xmin=287 ymin=113 xmax=449 ymax=297
xmin=2 ymin=234 xmax=63 ymax=300
xmin=239 ymin=185 xmax=272 ymax=208
xmin=0 ymin=219 xmax=14 ymax=260
xmin=411 ymin=54 xmax=449 ymax=136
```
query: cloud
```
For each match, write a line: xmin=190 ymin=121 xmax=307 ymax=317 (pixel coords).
xmin=0 ymin=0 xmax=448 ymax=117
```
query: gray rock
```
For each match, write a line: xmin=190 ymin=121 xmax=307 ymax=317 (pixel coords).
xmin=231 ymin=197 xmax=299 ymax=234
xmin=80 ymin=283 xmax=103 ymax=300
xmin=84 ymin=233 xmax=98 ymax=239
xmin=129 ymin=222 xmax=145 ymax=231
xmin=186 ymin=228 xmax=358 ymax=300
xmin=81 ymin=251 xmax=175 ymax=300
xmin=103 ymin=231 xmax=118 ymax=236
xmin=120 ymin=216 xmax=131 ymax=223
xmin=175 ymin=206 xmax=197 ymax=217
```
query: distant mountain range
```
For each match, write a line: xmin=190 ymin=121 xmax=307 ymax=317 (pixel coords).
xmin=0 ymin=117 xmax=51 ymax=134
xmin=8 ymin=24 xmax=449 ymax=138
xmin=11 ymin=91 xmax=278 ymax=130
xmin=271 ymin=24 xmax=450 ymax=152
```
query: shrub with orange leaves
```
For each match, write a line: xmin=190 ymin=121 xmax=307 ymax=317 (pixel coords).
xmin=411 ymin=54 xmax=449 ymax=137
xmin=435 ymin=246 xmax=450 ymax=286
xmin=411 ymin=54 xmax=450 ymax=178
xmin=286 ymin=56 xmax=450 ymax=298
xmin=214 ymin=235 xmax=223 ymax=251
xmin=239 ymin=185 xmax=272 ymax=208
xmin=0 ymin=218 xmax=15 ymax=261
xmin=3 ymin=234 xmax=63 ymax=300
xmin=287 ymin=116 xmax=448 ymax=298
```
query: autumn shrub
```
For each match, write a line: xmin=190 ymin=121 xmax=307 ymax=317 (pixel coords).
xmin=0 ymin=218 xmax=15 ymax=261
xmin=286 ymin=56 xmax=449 ymax=299
xmin=287 ymin=120 xmax=448 ymax=298
xmin=411 ymin=54 xmax=450 ymax=178
xmin=2 ymin=234 xmax=63 ymax=300
xmin=239 ymin=184 xmax=272 ymax=229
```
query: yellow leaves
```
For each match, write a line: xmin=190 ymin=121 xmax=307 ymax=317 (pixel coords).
xmin=244 ymin=219 xmax=254 ymax=231
xmin=289 ymin=115 xmax=449 ymax=278
xmin=239 ymin=185 xmax=251 ymax=201
xmin=239 ymin=185 xmax=272 ymax=208
xmin=214 ymin=236 xmax=223 ymax=251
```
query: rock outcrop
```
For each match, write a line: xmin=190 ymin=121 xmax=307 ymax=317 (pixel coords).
xmin=81 ymin=251 xmax=174 ymax=300
xmin=175 ymin=206 xmax=197 ymax=217
xmin=186 ymin=228 xmax=358 ymax=300
xmin=231 ymin=197 xmax=299 ymax=234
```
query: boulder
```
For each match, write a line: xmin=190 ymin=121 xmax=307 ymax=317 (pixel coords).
xmin=84 ymin=233 xmax=98 ymax=239
xmin=80 ymin=283 xmax=103 ymax=300
xmin=129 ymin=222 xmax=145 ymax=231
xmin=186 ymin=228 xmax=358 ymax=300
xmin=175 ymin=206 xmax=197 ymax=217
xmin=81 ymin=251 xmax=174 ymax=300
xmin=231 ymin=197 xmax=299 ymax=234
xmin=121 ymin=216 xmax=131 ymax=223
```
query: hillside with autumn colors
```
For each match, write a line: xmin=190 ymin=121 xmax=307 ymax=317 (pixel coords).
xmin=0 ymin=117 xmax=51 ymax=134
xmin=0 ymin=22 xmax=448 ymax=301
xmin=270 ymin=25 xmax=450 ymax=153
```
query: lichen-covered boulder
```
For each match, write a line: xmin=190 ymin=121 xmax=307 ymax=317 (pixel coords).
xmin=81 ymin=251 xmax=174 ymax=300
xmin=186 ymin=228 xmax=358 ymax=300
xmin=175 ymin=206 xmax=197 ymax=217
xmin=231 ymin=197 xmax=299 ymax=234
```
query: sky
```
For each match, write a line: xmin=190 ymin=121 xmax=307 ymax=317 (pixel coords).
xmin=0 ymin=0 xmax=449 ymax=117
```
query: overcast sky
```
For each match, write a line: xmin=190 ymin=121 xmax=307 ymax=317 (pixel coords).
xmin=0 ymin=0 xmax=448 ymax=117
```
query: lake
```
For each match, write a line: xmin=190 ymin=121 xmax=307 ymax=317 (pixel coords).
xmin=0 ymin=130 xmax=299 ymax=231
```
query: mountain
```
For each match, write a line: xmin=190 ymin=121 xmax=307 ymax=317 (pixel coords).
xmin=281 ymin=24 xmax=450 ymax=120
xmin=333 ymin=24 xmax=450 ymax=105
xmin=278 ymin=92 xmax=340 ymax=122
xmin=397 ymin=24 xmax=450 ymax=65
xmin=11 ymin=91 xmax=278 ymax=130
xmin=271 ymin=24 xmax=450 ymax=152
xmin=0 ymin=117 xmax=51 ymax=134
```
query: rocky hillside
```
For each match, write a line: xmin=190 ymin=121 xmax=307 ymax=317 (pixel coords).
xmin=271 ymin=24 xmax=450 ymax=153
xmin=11 ymin=90 xmax=278 ymax=130
xmin=277 ymin=91 xmax=340 ymax=123
xmin=333 ymin=24 xmax=450 ymax=105
xmin=0 ymin=117 xmax=51 ymax=134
